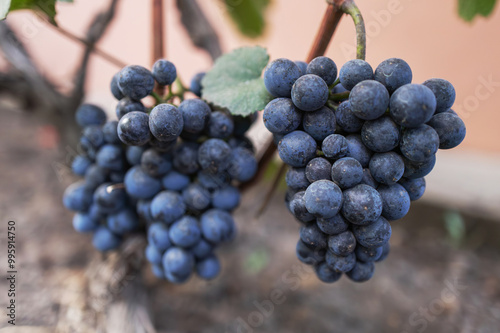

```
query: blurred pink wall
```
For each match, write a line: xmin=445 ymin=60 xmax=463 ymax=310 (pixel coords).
xmin=5 ymin=0 xmax=500 ymax=152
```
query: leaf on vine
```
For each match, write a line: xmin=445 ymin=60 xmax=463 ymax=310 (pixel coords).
xmin=223 ymin=0 xmax=270 ymax=38
xmin=8 ymin=0 xmax=58 ymax=24
xmin=201 ymin=46 xmax=272 ymax=116
xmin=1 ymin=1 xmax=11 ymax=20
xmin=458 ymin=0 xmax=498 ymax=21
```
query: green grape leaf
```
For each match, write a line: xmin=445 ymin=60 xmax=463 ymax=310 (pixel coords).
xmin=223 ymin=0 xmax=270 ymax=38
xmin=201 ymin=46 xmax=272 ymax=116
xmin=1 ymin=1 xmax=11 ymax=20
xmin=458 ymin=0 xmax=498 ymax=21
xmin=8 ymin=0 xmax=57 ymax=24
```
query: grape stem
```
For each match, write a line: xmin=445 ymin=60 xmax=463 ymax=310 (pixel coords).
xmin=152 ymin=0 xmax=166 ymax=95
xmin=341 ymin=0 xmax=366 ymax=60
xmin=150 ymin=91 xmax=164 ymax=104
xmin=329 ymin=91 xmax=350 ymax=101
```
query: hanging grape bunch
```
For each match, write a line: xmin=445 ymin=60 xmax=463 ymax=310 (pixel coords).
xmin=63 ymin=59 xmax=258 ymax=284
xmin=262 ymin=56 xmax=466 ymax=283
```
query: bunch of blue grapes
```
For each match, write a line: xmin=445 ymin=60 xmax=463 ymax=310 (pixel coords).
xmin=63 ymin=60 xmax=258 ymax=284
xmin=263 ymin=57 xmax=466 ymax=283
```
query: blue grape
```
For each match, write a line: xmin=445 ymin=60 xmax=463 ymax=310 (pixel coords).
xmin=88 ymin=203 xmax=106 ymax=222
xmin=374 ymin=58 xmax=412 ymax=94
xmin=400 ymin=125 xmax=439 ymax=162
xmin=92 ymin=226 xmax=121 ymax=252
xmin=289 ymin=191 xmax=315 ymax=223
xmin=206 ymin=111 xmax=234 ymax=139
xmin=84 ymin=165 xmax=108 ymax=190
xmin=360 ymin=168 xmax=379 ymax=189
xmin=305 ymin=157 xmax=331 ymax=183
xmin=145 ymin=244 xmax=163 ymax=264
xmin=212 ymin=185 xmax=241 ymax=211
xmin=149 ymin=104 xmax=183 ymax=142
xmin=352 ymin=216 xmax=392 ymax=248
xmin=200 ymin=209 xmax=235 ymax=244
xmin=349 ymin=80 xmax=390 ymax=120
xmin=173 ymin=142 xmax=199 ymax=175
xmin=377 ymin=242 xmax=390 ymax=262
xmin=124 ymin=166 xmax=162 ymax=199
xmin=325 ymin=251 xmax=356 ymax=272
xmin=117 ymin=65 xmax=155 ymax=100
xmin=198 ymin=139 xmax=231 ymax=173
xmin=296 ymin=239 xmax=325 ymax=265
xmin=355 ymin=245 xmax=383 ymax=263
xmin=192 ymin=239 xmax=213 ymax=260
xmin=75 ymin=104 xmax=106 ymax=127
xmin=228 ymin=136 xmax=254 ymax=152
xmin=306 ymin=56 xmax=337 ymax=85
xmin=152 ymin=59 xmax=177 ymax=86
xmin=264 ymin=58 xmax=301 ymax=97
xmin=328 ymin=231 xmax=356 ymax=256
xmin=63 ymin=181 xmax=93 ymax=212
xmin=190 ymin=72 xmax=206 ymax=97
xmin=73 ymin=213 xmax=100 ymax=233
xmin=115 ymin=97 xmax=145 ymax=120
xmin=331 ymin=157 xmax=363 ymax=189
xmin=150 ymin=137 xmax=177 ymax=153
xmin=93 ymin=183 xmax=126 ymax=214
xmin=152 ymin=264 xmax=166 ymax=279
xmin=285 ymin=167 xmax=310 ymax=191
xmin=110 ymin=73 xmax=124 ymax=100
xmin=390 ymin=84 xmax=437 ymax=127
xmin=403 ymin=155 xmax=436 ymax=179
xmin=314 ymin=262 xmax=342 ymax=283
xmin=169 ymin=216 xmax=201 ymax=248
xmin=303 ymin=106 xmax=336 ymax=141
xmin=369 ymin=152 xmax=404 ymax=185
xmin=339 ymin=59 xmax=374 ymax=91
xmin=72 ymin=155 xmax=92 ymax=176
xmin=300 ymin=223 xmax=328 ymax=249
xmin=162 ymin=170 xmax=190 ymax=191
xmin=107 ymin=208 xmax=139 ymax=235
xmin=334 ymin=101 xmax=364 ymax=133
xmin=346 ymin=261 xmax=375 ymax=282
xmin=345 ymin=134 xmax=373 ymax=168
xmin=178 ymin=99 xmax=211 ymax=134
xmin=197 ymin=169 xmax=229 ymax=191
xmin=361 ymin=116 xmax=400 ymax=152
xmin=294 ymin=61 xmax=308 ymax=75
xmin=182 ymin=184 xmax=211 ymax=211
xmin=96 ymin=144 xmax=124 ymax=171
xmin=137 ymin=199 xmax=154 ymax=223
xmin=321 ymin=134 xmax=348 ymax=159
xmin=151 ymin=191 xmax=186 ymax=224
xmin=140 ymin=148 xmax=172 ymax=178
xmin=82 ymin=125 xmax=105 ymax=148
xmin=316 ymin=214 xmax=349 ymax=235
xmin=109 ymin=171 xmax=125 ymax=183
xmin=126 ymin=146 xmax=146 ymax=166
xmin=398 ymin=177 xmax=426 ymax=201
xmin=291 ymin=74 xmax=329 ymax=111
xmin=227 ymin=147 xmax=257 ymax=182
xmin=341 ymin=184 xmax=383 ymax=225
xmin=423 ymin=78 xmax=456 ymax=113
xmin=117 ymin=111 xmax=151 ymax=146
xmin=278 ymin=131 xmax=317 ymax=168
xmin=427 ymin=113 xmax=466 ymax=149
xmin=196 ymin=255 xmax=221 ymax=280
xmin=377 ymin=184 xmax=411 ymax=220
xmin=162 ymin=247 xmax=194 ymax=280
xmin=102 ymin=121 xmax=120 ymax=144
xmin=304 ymin=180 xmax=343 ymax=219
xmin=148 ymin=222 xmax=172 ymax=252
xmin=263 ymin=98 xmax=302 ymax=135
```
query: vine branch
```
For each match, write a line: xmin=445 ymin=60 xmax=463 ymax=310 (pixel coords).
xmin=152 ymin=0 xmax=165 ymax=95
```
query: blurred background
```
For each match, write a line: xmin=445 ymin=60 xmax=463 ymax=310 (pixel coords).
xmin=0 ymin=0 xmax=499 ymax=332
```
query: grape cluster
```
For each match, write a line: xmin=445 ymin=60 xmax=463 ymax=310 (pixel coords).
xmin=63 ymin=60 xmax=258 ymax=284
xmin=263 ymin=56 xmax=466 ymax=283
